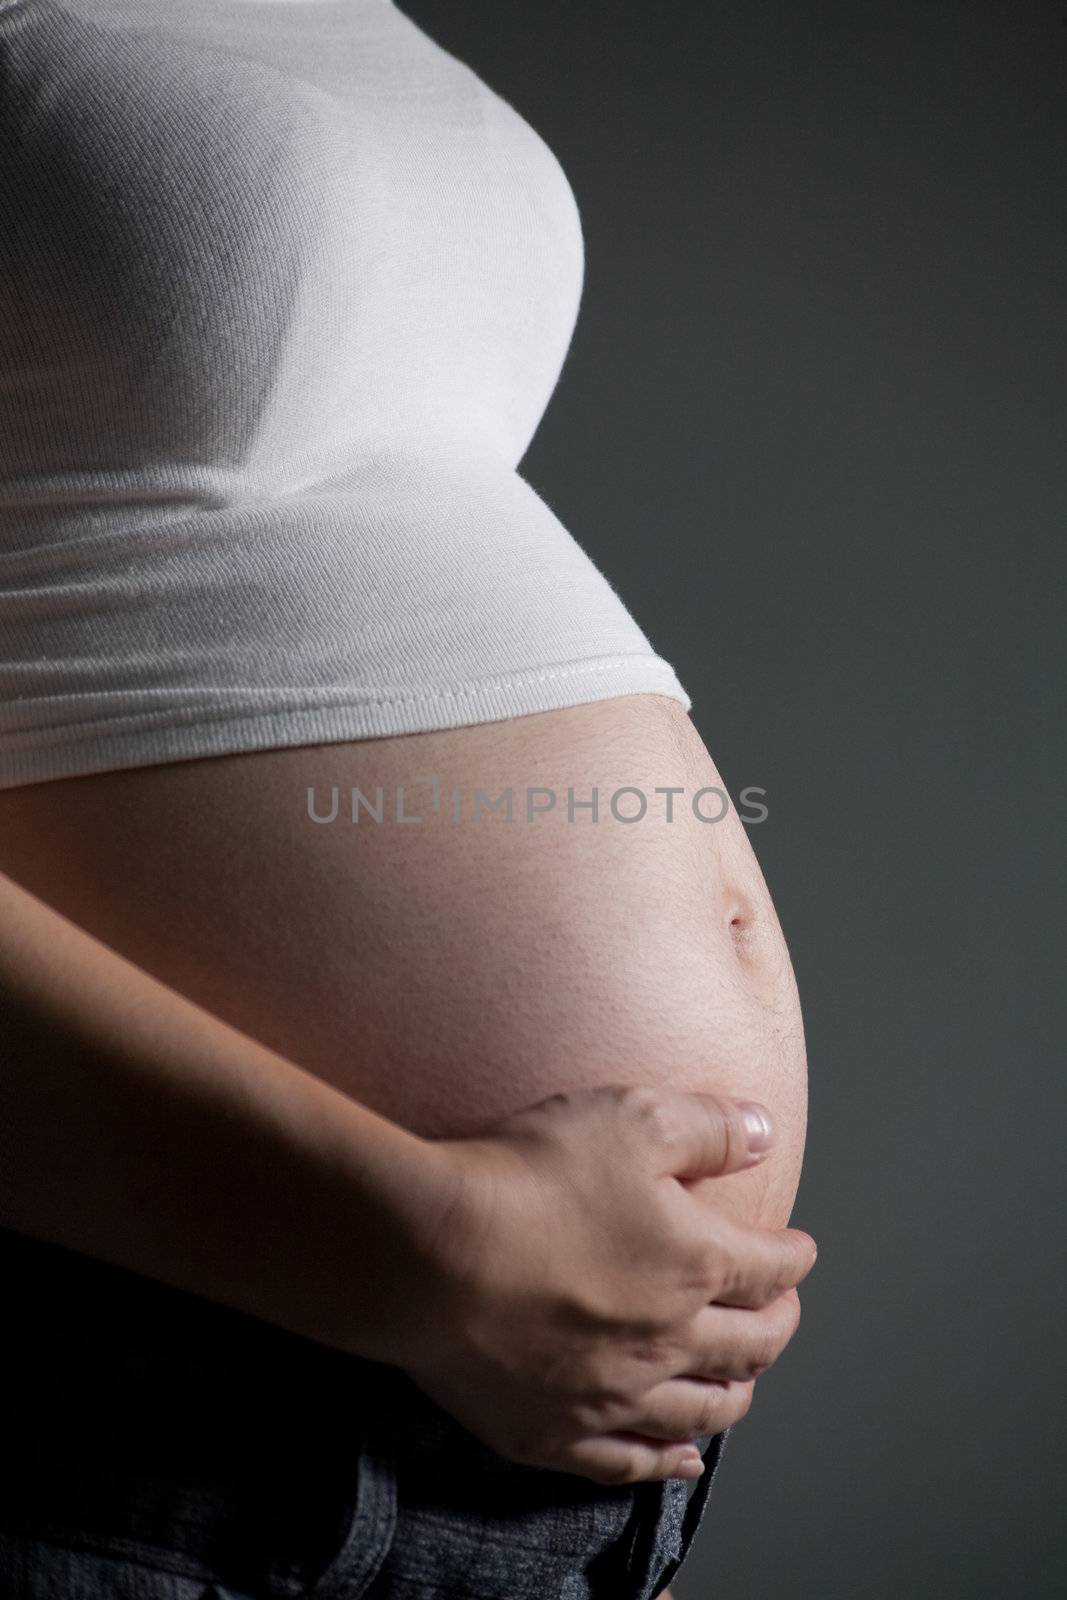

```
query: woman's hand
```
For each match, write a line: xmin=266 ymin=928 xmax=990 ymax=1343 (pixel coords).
xmin=402 ymin=1084 xmax=816 ymax=1485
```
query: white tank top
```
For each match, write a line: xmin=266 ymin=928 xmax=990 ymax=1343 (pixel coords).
xmin=0 ymin=0 xmax=690 ymax=789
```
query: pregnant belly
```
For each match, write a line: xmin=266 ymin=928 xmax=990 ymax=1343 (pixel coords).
xmin=0 ymin=696 xmax=807 ymax=1230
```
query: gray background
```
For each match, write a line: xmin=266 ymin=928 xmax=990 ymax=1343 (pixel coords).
xmin=404 ymin=3 xmax=1065 ymax=1596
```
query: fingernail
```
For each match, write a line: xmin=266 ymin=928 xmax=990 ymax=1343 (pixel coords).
xmin=737 ymin=1101 xmax=773 ymax=1151
xmin=672 ymin=1459 xmax=705 ymax=1480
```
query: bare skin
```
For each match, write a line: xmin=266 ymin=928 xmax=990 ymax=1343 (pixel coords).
xmin=0 ymin=696 xmax=807 ymax=1226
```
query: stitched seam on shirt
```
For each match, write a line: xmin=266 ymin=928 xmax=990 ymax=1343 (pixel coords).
xmin=3 ymin=657 xmax=685 ymax=748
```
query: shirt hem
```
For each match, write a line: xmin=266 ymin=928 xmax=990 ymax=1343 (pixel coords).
xmin=0 ymin=656 xmax=692 ymax=789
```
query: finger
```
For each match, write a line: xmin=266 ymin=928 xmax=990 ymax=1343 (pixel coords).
xmin=651 ymin=1090 xmax=776 ymax=1179
xmin=673 ymin=1290 xmax=801 ymax=1383
xmin=608 ymin=1378 xmax=757 ymax=1446
xmin=692 ymin=1213 xmax=817 ymax=1308
xmin=565 ymin=1433 xmax=707 ymax=1487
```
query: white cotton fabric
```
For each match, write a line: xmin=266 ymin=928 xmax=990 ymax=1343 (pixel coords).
xmin=0 ymin=0 xmax=690 ymax=789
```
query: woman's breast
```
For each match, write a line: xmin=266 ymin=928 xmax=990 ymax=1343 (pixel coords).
xmin=0 ymin=696 xmax=807 ymax=1229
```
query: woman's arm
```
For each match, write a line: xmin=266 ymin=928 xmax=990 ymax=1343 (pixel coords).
xmin=0 ymin=865 xmax=457 ymax=1366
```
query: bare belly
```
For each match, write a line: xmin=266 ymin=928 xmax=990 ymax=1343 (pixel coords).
xmin=0 ymin=696 xmax=807 ymax=1229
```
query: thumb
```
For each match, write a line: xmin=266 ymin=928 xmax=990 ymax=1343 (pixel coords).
xmin=666 ymin=1093 xmax=774 ymax=1179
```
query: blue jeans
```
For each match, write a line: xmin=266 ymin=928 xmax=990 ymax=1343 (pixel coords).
xmin=0 ymin=1227 xmax=730 ymax=1599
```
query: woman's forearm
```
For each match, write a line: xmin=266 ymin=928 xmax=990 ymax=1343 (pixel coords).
xmin=0 ymin=867 xmax=455 ymax=1365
